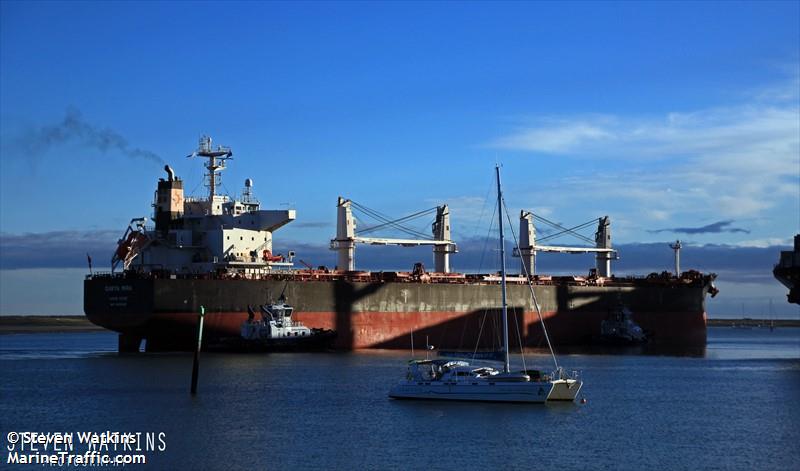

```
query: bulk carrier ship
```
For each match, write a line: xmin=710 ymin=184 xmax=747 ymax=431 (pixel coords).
xmin=84 ymin=137 xmax=719 ymax=352
xmin=774 ymin=234 xmax=800 ymax=305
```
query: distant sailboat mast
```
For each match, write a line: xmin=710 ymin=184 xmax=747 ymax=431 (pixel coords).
xmin=769 ymin=299 xmax=775 ymax=331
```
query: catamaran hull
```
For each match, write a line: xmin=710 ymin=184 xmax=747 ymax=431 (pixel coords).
xmin=547 ymin=379 xmax=583 ymax=401
xmin=388 ymin=382 xmax=552 ymax=403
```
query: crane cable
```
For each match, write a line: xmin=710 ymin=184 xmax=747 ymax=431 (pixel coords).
xmin=536 ymin=219 xmax=598 ymax=244
xmin=355 ymin=205 xmax=438 ymax=236
xmin=533 ymin=214 xmax=597 ymax=245
xmin=350 ymin=201 xmax=435 ymax=239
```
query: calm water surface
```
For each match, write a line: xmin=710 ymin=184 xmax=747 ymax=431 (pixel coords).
xmin=1 ymin=328 xmax=798 ymax=470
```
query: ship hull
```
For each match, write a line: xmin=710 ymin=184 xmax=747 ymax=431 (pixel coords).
xmin=85 ymin=276 xmax=709 ymax=351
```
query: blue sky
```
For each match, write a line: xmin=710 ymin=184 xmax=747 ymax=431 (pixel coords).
xmin=1 ymin=1 xmax=798 ymax=317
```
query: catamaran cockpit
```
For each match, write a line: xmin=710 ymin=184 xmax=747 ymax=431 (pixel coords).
xmin=406 ymin=359 xmax=502 ymax=382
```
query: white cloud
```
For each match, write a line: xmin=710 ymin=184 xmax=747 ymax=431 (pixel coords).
xmin=492 ymin=119 xmax=617 ymax=154
xmin=734 ymin=237 xmax=793 ymax=248
xmin=492 ymin=106 xmax=798 ymax=164
xmin=489 ymin=78 xmax=800 ymax=221
xmin=750 ymin=72 xmax=800 ymax=103
xmin=647 ymin=209 xmax=671 ymax=221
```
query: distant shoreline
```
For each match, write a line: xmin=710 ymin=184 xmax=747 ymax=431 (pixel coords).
xmin=0 ymin=315 xmax=798 ymax=334
xmin=0 ymin=316 xmax=105 ymax=333
xmin=707 ymin=318 xmax=800 ymax=328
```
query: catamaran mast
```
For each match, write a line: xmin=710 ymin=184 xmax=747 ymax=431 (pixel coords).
xmin=496 ymin=165 xmax=511 ymax=374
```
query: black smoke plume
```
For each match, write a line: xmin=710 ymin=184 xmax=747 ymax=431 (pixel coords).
xmin=15 ymin=107 xmax=164 ymax=164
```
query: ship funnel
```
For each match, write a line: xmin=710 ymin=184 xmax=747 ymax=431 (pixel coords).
xmin=155 ymin=166 xmax=184 ymax=235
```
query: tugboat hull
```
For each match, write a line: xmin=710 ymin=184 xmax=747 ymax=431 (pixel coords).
xmin=206 ymin=330 xmax=337 ymax=352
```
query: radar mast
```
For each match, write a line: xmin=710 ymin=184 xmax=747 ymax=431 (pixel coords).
xmin=188 ymin=135 xmax=233 ymax=202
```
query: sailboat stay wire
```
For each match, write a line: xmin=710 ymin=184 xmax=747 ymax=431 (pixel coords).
xmin=502 ymin=195 xmax=560 ymax=372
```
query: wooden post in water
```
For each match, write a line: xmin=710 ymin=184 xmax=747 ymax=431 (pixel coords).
xmin=190 ymin=305 xmax=205 ymax=395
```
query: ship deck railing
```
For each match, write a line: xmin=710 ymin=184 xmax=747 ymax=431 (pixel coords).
xmin=86 ymin=269 xmax=714 ymax=288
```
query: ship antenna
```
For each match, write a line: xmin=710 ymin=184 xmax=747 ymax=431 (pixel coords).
xmin=188 ymin=135 xmax=233 ymax=202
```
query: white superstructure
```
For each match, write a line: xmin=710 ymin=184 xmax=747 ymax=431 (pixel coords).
xmin=241 ymin=301 xmax=312 ymax=340
xmin=112 ymin=136 xmax=295 ymax=275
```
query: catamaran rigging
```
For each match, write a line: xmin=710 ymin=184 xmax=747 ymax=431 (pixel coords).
xmin=388 ymin=165 xmax=583 ymax=403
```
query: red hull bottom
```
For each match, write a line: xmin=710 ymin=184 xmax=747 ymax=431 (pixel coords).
xmin=115 ymin=308 xmax=706 ymax=352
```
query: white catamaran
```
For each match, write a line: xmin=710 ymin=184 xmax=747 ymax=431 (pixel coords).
xmin=388 ymin=166 xmax=582 ymax=403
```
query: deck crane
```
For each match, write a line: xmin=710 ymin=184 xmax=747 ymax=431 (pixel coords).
xmin=330 ymin=197 xmax=458 ymax=273
xmin=513 ymin=211 xmax=617 ymax=277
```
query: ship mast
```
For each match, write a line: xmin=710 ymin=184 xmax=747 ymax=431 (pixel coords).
xmin=496 ymin=165 xmax=511 ymax=374
xmin=188 ymin=136 xmax=233 ymax=202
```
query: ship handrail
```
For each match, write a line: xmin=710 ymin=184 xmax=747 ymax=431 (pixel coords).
xmin=88 ymin=269 xmax=715 ymax=289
